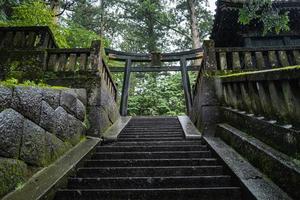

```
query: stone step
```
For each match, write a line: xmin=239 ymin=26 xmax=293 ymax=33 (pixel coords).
xmin=67 ymin=176 xmax=233 ymax=189
xmin=217 ymin=123 xmax=300 ymax=199
xmin=118 ymin=134 xmax=183 ymax=139
xmin=76 ymin=166 xmax=224 ymax=177
xmin=91 ymin=151 xmax=211 ymax=159
xmin=120 ymin=132 xmax=183 ymax=135
xmin=84 ymin=158 xmax=219 ymax=167
xmin=55 ymin=187 xmax=241 ymax=200
xmin=104 ymin=141 xmax=205 ymax=146
xmin=117 ymin=137 xmax=185 ymax=142
xmin=95 ymin=145 xmax=208 ymax=152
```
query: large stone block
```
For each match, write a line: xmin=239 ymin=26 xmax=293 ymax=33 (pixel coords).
xmin=42 ymin=88 xmax=61 ymax=109
xmin=11 ymin=86 xmax=43 ymax=124
xmin=39 ymin=101 xmax=56 ymax=133
xmin=54 ymin=107 xmax=84 ymax=145
xmin=73 ymin=89 xmax=87 ymax=106
xmin=76 ymin=99 xmax=86 ymax=122
xmin=0 ymin=109 xmax=24 ymax=158
xmin=0 ymin=158 xmax=27 ymax=197
xmin=46 ymin=133 xmax=72 ymax=161
xmin=0 ymin=86 xmax=12 ymax=111
xmin=20 ymin=119 xmax=51 ymax=166
xmin=60 ymin=91 xmax=77 ymax=116
xmin=88 ymin=106 xmax=112 ymax=136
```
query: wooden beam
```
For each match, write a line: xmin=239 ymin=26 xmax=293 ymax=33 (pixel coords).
xmin=181 ymin=57 xmax=193 ymax=115
xmin=109 ymin=65 xmax=201 ymax=73
xmin=120 ymin=59 xmax=131 ymax=116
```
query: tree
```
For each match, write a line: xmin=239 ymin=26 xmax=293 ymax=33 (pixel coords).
xmin=169 ymin=0 xmax=213 ymax=50
xmin=239 ymin=0 xmax=290 ymax=35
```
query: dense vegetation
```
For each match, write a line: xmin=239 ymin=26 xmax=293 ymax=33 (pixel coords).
xmin=0 ymin=0 xmax=290 ymax=116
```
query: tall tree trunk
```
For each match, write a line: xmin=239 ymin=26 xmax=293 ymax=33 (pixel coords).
xmin=50 ymin=0 xmax=60 ymax=24
xmin=187 ymin=0 xmax=201 ymax=49
xmin=187 ymin=0 xmax=201 ymax=65
xmin=99 ymin=0 xmax=105 ymax=37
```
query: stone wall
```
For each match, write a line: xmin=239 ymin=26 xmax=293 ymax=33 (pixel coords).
xmin=45 ymin=75 xmax=120 ymax=137
xmin=190 ymin=75 xmax=220 ymax=136
xmin=0 ymin=86 xmax=87 ymax=197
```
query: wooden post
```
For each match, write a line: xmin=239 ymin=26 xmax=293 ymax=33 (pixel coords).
xmin=181 ymin=57 xmax=192 ymax=115
xmin=120 ymin=59 xmax=132 ymax=116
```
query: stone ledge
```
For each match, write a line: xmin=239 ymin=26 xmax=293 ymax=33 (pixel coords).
xmin=178 ymin=116 xmax=202 ymax=140
xmin=220 ymin=66 xmax=300 ymax=83
xmin=102 ymin=116 xmax=132 ymax=141
xmin=217 ymin=123 xmax=300 ymax=199
xmin=204 ymin=135 xmax=292 ymax=200
xmin=2 ymin=137 xmax=100 ymax=200
xmin=221 ymin=107 xmax=300 ymax=157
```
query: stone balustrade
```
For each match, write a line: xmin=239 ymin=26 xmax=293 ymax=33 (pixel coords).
xmin=0 ymin=26 xmax=117 ymax=101
xmin=218 ymin=67 xmax=300 ymax=129
xmin=215 ymin=46 xmax=300 ymax=71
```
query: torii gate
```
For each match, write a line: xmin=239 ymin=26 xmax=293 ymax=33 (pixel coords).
xmin=105 ymin=48 xmax=203 ymax=116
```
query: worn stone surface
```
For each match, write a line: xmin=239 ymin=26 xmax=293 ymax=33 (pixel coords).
xmin=54 ymin=106 xmax=84 ymax=145
xmin=60 ymin=91 xmax=77 ymax=117
xmin=76 ymin=99 xmax=86 ymax=122
xmin=88 ymin=106 xmax=112 ymax=136
xmin=0 ymin=109 xmax=24 ymax=158
xmin=217 ymin=123 xmax=300 ymax=200
xmin=11 ymin=86 xmax=43 ymax=124
xmin=46 ymin=133 xmax=72 ymax=162
xmin=20 ymin=119 xmax=51 ymax=166
xmin=0 ymin=87 xmax=12 ymax=111
xmin=221 ymin=107 xmax=299 ymax=158
xmin=74 ymin=89 xmax=87 ymax=106
xmin=42 ymin=88 xmax=61 ymax=109
xmin=39 ymin=101 xmax=56 ymax=133
xmin=0 ymin=158 xmax=27 ymax=197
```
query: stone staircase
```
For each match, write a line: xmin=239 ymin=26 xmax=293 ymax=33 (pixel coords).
xmin=54 ymin=117 xmax=242 ymax=200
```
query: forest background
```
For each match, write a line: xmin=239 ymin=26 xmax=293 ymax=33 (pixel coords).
xmin=0 ymin=0 xmax=289 ymax=116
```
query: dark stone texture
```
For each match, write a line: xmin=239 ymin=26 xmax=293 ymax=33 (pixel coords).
xmin=88 ymin=106 xmax=112 ymax=136
xmin=54 ymin=106 xmax=84 ymax=145
xmin=40 ymin=101 xmax=56 ymax=133
xmin=191 ymin=76 xmax=220 ymax=136
xmin=42 ymin=88 xmax=61 ymax=109
xmin=20 ymin=119 xmax=50 ymax=166
xmin=217 ymin=124 xmax=300 ymax=200
xmin=60 ymin=91 xmax=77 ymax=117
xmin=76 ymin=99 xmax=86 ymax=122
xmin=11 ymin=86 xmax=43 ymax=124
xmin=73 ymin=89 xmax=87 ymax=106
xmin=0 ymin=109 xmax=24 ymax=158
xmin=221 ymin=107 xmax=300 ymax=157
xmin=0 ymin=87 xmax=12 ymax=111
xmin=0 ymin=158 xmax=27 ymax=197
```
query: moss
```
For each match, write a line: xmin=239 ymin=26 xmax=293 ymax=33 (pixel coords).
xmin=0 ymin=158 xmax=28 ymax=198
xmin=218 ymin=65 xmax=300 ymax=78
xmin=0 ymin=78 xmax=67 ymax=90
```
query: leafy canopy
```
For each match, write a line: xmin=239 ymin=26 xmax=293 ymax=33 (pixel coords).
xmin=239 ymin=0 xmax=290 ymax=35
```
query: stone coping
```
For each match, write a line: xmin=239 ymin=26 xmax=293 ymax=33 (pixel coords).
xmin=220 ymin=66 xmax=300 ymax=83
xmin=2 ymin=137 xmax=101 ymax=200
xmin=204 ymin=136 xmax=292 ymax=200
xmin=102 ymin=116 xmax=132 ymax=141
xmin=178 ymin=116 xmax=202 ymax=140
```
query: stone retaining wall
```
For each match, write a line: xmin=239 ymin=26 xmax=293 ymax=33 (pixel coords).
xmin=0 ymin=86 xmax=86 ymax=197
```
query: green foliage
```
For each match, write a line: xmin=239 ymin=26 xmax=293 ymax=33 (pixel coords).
xmin=0 ymin=1 xmax=102 ymax=48
xmin=239 ymin=0 xmax=290 ymax=35
xmin=127 ymin=72 xmax=189 ymax=116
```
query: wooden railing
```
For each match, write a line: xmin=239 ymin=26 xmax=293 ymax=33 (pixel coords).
xmin=215 ymin=46 xmax=300 ymax=71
